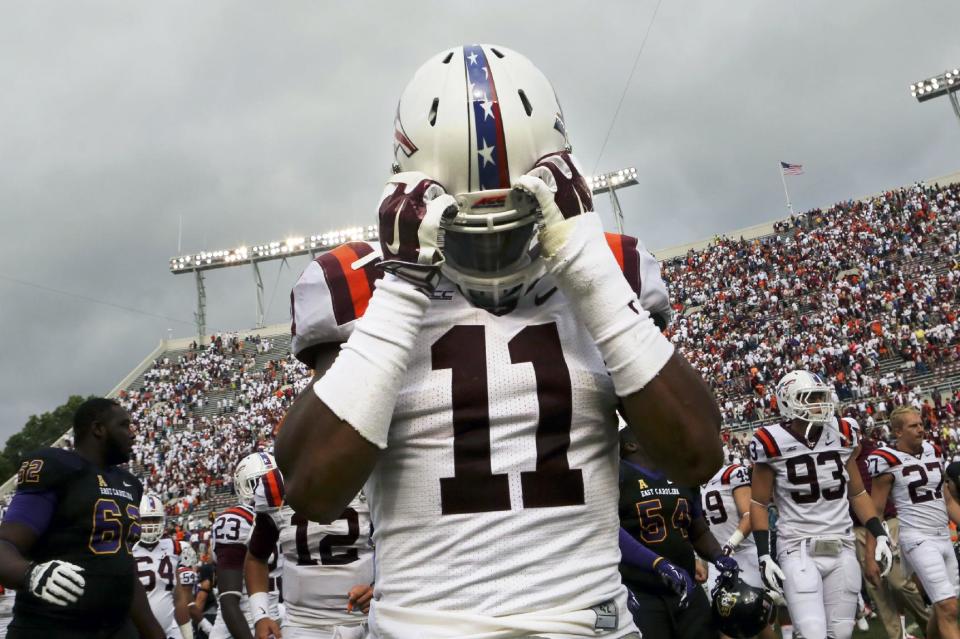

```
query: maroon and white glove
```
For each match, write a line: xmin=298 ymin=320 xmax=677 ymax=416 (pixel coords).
xmin=378 ymin=171 xmax=458 ymax=292
xmin=513 ymin=151 xmax=593 ymax=255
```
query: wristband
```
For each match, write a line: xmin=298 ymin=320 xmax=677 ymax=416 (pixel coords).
xmin=865 ymin=516 xmax=887 ymax=540
xmin=726 ymin=529 xmax=745 ymax=550
xmin=249 ymin=590 xmax=271 ymax=624
xmin=312 ymin=275 xmax=429 ymax=448
xmin=753 ymin=529 xmax=771 ymax=557
xmin=542 ymin=213 xmax=674 ymax=395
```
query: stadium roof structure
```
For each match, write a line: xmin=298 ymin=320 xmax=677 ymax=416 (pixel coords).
xmin=169 ymin=166 xmax=639 ymax=339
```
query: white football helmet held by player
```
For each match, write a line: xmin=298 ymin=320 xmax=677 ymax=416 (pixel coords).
xmin=180 ymin=544 xmax=198 ymax=570
xmin=139 ymin=493 xmax=166 ymax=545
xmin=776 ymin=369 xmax=837 ymax=438
xmin=392 ymin=44 xmax=572 ymax=311
xmin=234 ymin=451 xmax=278 ymax=503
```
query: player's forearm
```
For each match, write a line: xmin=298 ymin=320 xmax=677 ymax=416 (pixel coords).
xmin=189 ymin=590 xmax=207 ymax=623
xmin=277 ymin=388 xmax=380 ymax=522
xmin=0 ymin=537 xmax=32 ymax=589
xmin=851 ymin=490 xmax=881 ymax=529
xmin=174 ymin=585 xmax=191 ymax=625
xmin=130 ymin=577 xmax=165 ymax=639
xmin=690 ymin=518 xmax=724 ymax=561
xmin=220 ymin=596 xmax=254 ymax=639
xmin=618 ymin=527 xmax=663 ymax=573
xmin=621 ymin=353 xmax=723 ymax=485
xmin=243 ymin=553 xmax=270 ymax=595
xmin=736 ymin=512 xmax=752 ymax=537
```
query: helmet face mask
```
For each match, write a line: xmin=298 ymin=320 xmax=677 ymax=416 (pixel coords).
xmin=776 ymin=370 xmax=836 ymax=434
xmin=393 ymin=44 xmax=570 ymax=311
xmin=138 ymin=493 xmax=165 ymax=544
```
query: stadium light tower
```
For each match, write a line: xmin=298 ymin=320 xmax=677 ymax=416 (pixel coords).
xmin=586 ymin=167 xmax=639 ymax=234
xmin=170 ymin=226 xmax=379 ymax=339
xmin=911 ymin=67 xmax=960 ymax=129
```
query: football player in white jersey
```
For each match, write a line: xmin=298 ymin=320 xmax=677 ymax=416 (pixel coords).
xmin=133 ymin=493 xmax=194 ymax=639
xmin=210 ymin=454 xmax=282 ymax=639
xmin=243 ymin=466 xmax=374 ymax=639
xmin=749 ymin=370 xmax=894 ymax=639
xmin=275 ymin=44 xmax=723 ymax=638
xmin=867 ymin=406 xmax=960 ymax=639
xmin=702 ymin=462 xmax=776 ymax=639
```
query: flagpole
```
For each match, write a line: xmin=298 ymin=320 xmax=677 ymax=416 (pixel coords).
xmin=779 ymin=163 xmax=795 ymax=216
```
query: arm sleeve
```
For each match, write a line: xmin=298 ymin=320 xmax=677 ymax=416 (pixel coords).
xmin=618 ymin=527 xmax=663 ymax=573
xmin=247 ymin=513 xmax=280 ymax=562
xmin=2 ymin=490 xmax=57 ymax=536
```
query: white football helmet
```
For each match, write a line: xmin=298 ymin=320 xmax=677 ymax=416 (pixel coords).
xmin=776 ymin=370 xmax=836 ymax=431
xmin=392 ymin=44 xmax=571 ymax=311
xmin=180 ymin=544 xmax=198 ymax=570
xmin=233 ymin=451 xmax=278 ymax=503
xmin=139 ymin=493 xmax=165 ymax=545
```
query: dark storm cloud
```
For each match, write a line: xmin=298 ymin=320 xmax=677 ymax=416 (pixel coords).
xmin=1 ymin=1 xmax=957 ymax=442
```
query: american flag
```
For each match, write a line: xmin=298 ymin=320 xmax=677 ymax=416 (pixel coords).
xmin=780 ymin=161 xmax=804 ymax=176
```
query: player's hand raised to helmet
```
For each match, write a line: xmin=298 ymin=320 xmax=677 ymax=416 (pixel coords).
xmin=378 ymin=171 xmax=458 ymax=292
xmin=513 ymin=151 xmax=593 ymax=228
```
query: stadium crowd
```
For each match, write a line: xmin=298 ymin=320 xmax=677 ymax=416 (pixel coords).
xmin=663 ymin=181 xmax=960 ymax=438
xmin=118 ymin=334 xmax=310 ymax=520
xmin=104 ymin=181 xmax=960 ymax=528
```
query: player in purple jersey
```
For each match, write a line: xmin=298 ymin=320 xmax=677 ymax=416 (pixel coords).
xmin=0 ymin=398 xmax=164 ymax=639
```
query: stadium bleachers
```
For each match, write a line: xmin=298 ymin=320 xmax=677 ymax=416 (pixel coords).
xmin=5 ymin=175 xmax=957 ymax=533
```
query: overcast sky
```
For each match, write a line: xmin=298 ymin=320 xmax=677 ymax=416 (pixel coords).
xmin=1 ymin=1 xmax=958 ymax=445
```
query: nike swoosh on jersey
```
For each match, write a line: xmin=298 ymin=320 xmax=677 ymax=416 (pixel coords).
xmin=385 ymin=200 xmax=406 ymax=254
xmin=534 ymin=286 xmax=559 ymax=306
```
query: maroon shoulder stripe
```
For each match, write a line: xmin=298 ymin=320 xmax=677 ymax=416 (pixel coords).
xmin=225 ymin=507 xmax=254 ymax=523
xmin=720 ymin=464 xmax=741 ymax=485
xmin=755 ymin=427 xmax=781 ymax=458
xmin=874 ymin=449 xmax=900 ymax=467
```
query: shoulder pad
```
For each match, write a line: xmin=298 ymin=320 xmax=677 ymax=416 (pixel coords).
xmin=291 ymin=241 xmax=383 ymax=367
xmin=14 ymin=448 xmax=83 ymax=493
xmin=867 ymin=447 xmax=901 ymax=476
xmin=604 ymin=233 xmax=672 ymax=328
xmin=749 ymin=427 xmax=781 ymax=463
xmin=252 ymin=469 xmax=285 ymax=512
xmin=837 ymin=418 xmax=858 ymax=448
xmin=722 ymin=464 xmax=751 ymax=489
xmin=219 ymin=505 xmax=255 ymax=524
